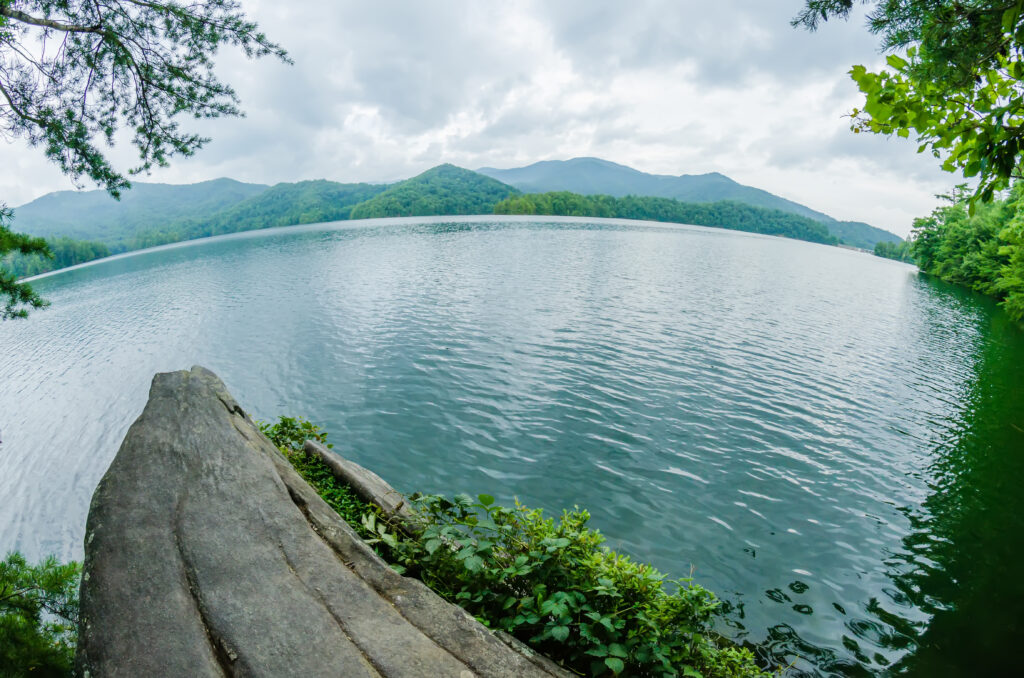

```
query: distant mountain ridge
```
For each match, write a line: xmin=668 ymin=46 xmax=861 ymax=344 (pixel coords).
xmin=478 ymin=157 xmax=901 ymax=249
xmin=12 ymin=178 xmax=269 ymax=245
xmin=8 ymin=159 xmax=898 ymax=262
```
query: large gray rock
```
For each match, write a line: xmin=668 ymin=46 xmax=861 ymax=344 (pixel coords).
xmin=77 ymin=366 xmax=564 ymax=677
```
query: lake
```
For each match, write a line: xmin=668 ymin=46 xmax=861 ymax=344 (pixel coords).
xmin=1 ymin=216 xmax=1022 ymax=676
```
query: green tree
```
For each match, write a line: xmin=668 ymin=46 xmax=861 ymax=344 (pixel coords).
xmin=795 ymin=1 xmax=1024 ymax=205
xmin=0 ymin=551 xmax=81 ymax=677
xmin=0 ymin=0 xmax=289 ymax=318
xmin=903 ymin=182 xmax=1024 ymax=321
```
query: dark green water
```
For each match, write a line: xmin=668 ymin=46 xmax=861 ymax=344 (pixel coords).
xmin=1 ymin=217 xmax=1022 ymax=676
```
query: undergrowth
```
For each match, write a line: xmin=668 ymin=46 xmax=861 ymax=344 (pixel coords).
xmin=261 ymin=415 xmax=772 ymax=678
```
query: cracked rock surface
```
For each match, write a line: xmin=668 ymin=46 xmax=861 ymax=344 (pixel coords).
xmin=77 ymin=366 xmax=563 ymax=677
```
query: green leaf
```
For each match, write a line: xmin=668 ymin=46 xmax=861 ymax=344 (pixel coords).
xmin=478 ymin=494 xmax=495 ymax=506
xmin=550 ymin=625 xmax=570 ymax=642
xmin=1003 ymin=7 xmax=1020 ymax=34
xmin=605 ymin=657 xmax=625 ymax=675
xmin=607 ymin=643 xmax=628 ymax=658
xmin=886 ymin=54 xmax=908 ymax=70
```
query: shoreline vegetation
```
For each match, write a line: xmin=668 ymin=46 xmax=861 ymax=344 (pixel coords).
xmin=901 ymin=186 xmax=1024 ymax=322
xmin=0 ymin=415 xmax=774 ymax=677
xmin=3 ymin=164 xmax=888 ymax=282
xmin=260 ymin=416 xmax=774 ymax=678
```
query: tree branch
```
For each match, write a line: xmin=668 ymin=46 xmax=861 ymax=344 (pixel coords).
xmin=0 ymin=7 xmax=103 ymax=34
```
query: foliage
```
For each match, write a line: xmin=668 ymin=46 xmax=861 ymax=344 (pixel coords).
xmin=495 ymin=191 xmax=839 ymax=245
xmin=0 ymin=206 xmax=50 ymax=319
xmin=906 ymin=184 xmax=1024 ymax=320
xmin=380 ymin=494 xmax=770 ymax=678
xmin=258 ymin=416 xmax=382 ymax=544
xmin=873 ymin=239 xmax=913 ymax=262
xmin=0 ymin=0 xmax=288 ymax=196
xmin=349 ymin=164 xmax=519 ymax=219
xmin=3 ymin=236 xmax=110 ymax=278
xmin=263 ymin=414 xmax=771 ymax=678
xmin=0 ymin=551 xmax=80 ymax=677
xmin=0 ymin=0 xmax=287 ymax=318
xmin=795 ymin=1 xmax=1024 ymax=205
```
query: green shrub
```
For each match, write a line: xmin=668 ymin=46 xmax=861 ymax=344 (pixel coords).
xmin=0 ymin=552 xmax=80 ymax=678
xmin=259 ymin=416 xmax=383 ymax=543
xmin=263 ymin=416 xmax=771 ymax=677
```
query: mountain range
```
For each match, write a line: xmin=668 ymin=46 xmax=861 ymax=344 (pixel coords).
xmin=7 ymin=158 xmax=901 ymax=260
xmin=478 ymin=157 xmax=900 ymax=250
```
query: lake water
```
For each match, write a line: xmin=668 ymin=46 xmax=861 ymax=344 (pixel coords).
xmin=2 ymin=216 xmax=1022 ymax=676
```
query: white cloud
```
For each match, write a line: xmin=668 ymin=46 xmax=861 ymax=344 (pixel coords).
xmin=0 ymin=0 xmax=958 ymax=236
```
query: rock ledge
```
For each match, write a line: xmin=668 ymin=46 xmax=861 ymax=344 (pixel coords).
xmin=77 ymin=366 xmax=564 ymax=677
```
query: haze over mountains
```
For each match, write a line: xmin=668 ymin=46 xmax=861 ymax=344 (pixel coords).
xmin=9 ymin=158 xmax=901 ymax=257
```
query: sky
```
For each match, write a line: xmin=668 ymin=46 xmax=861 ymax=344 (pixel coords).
xmin=0 ymin=1 xmax=960 ymax=237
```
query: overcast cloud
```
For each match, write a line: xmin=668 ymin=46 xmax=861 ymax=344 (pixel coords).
xmin=0 ymin=1 xmax=959 ymax=237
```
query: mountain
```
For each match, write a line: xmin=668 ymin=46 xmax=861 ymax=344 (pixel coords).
xmin=495 ymin=192 xmax=838 ymax=245
xmin=130 ymin=180 xmax=388 ymax=249
xmin=6 ymin=161 xmax=897 ymax=281
xmin=11 ymin=178 xmax=268 ymax=246
xmin=828 ymin=221 xmax=902 ymax=250
xmin=478 ymin=157 xmax=902 ymax=248
xmin=349 ymin=164 xmax=518 ymax=219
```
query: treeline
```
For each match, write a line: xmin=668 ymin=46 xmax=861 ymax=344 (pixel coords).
xmin=2 ymin=237 xmax=111 ymax=278
xmin=494 ymin=191 xmax=839 ymax=245
xmin=906 ymin=186 xmax=1024 ymax=321
xmin=874 ymin=240 xmax=913 ymax=262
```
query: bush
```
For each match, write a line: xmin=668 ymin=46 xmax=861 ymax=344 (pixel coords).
xmin=0 ymin=552 xmax=80 ymax=678
xmin=262 ymin=416 xmax=770 ymax=677
xmin=258 ymin=416 xmax=383 ymax=543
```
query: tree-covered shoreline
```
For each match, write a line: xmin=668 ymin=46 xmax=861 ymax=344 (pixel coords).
xmin=905 ymin=186 xmax=1024 ymax=322
xmin=3 ymin=170 xmax=875 ymax=282
xmin=494 ymin=191 xmax=839 ymax=245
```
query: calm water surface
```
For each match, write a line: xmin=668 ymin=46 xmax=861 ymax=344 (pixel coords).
xmin=1 ymin=217 xmax=1022 ymax=676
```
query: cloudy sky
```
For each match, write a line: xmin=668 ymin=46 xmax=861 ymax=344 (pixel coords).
xmin=1 ymin=1 xmax=957 ymax=237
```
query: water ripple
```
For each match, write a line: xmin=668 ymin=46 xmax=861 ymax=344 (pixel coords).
xmin=2 ymin=217 xmax=1023 ymax=676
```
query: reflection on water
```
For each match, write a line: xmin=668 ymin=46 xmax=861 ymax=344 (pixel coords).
xmin=880 ymin=306 xmax=1024 ymax=676
xmin=1 ymin=217 xmax=1023 ymax=676
xmin=749 ymin=281 xmax=1024 ymax=676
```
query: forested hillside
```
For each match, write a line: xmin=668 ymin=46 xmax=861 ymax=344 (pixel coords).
xmin=349 ymin=164 xmax=518 ymax=219
xmin=6 ymin=164 xmax=904 ymax=279
xmin=479 ymin=157 xmax=902 ymax=249
xmin=830 ymin=221 xmax=902 ymax=250
xmin=11 ymin=178 xmax=268 ymax=245
xmin=494 ymin=191 xmax=839 ymax=245
xmin=128 ymin=181 xmax=387 ymax=249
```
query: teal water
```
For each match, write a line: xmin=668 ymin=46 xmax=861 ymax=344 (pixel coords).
xmin=1 ymin=217 xmax=1022 ymax=676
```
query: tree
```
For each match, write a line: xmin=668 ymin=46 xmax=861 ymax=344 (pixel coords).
xmin=795 ymin=1 xmax=1024 ymax=206
xmin=0 ymin=0 xmax=289 ymax=318
xmin=0 ymin=551 xmax=81 ymax=675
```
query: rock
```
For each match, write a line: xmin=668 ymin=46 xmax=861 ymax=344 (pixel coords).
xmin=77 ymin=366 xmax=564 ymax=677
